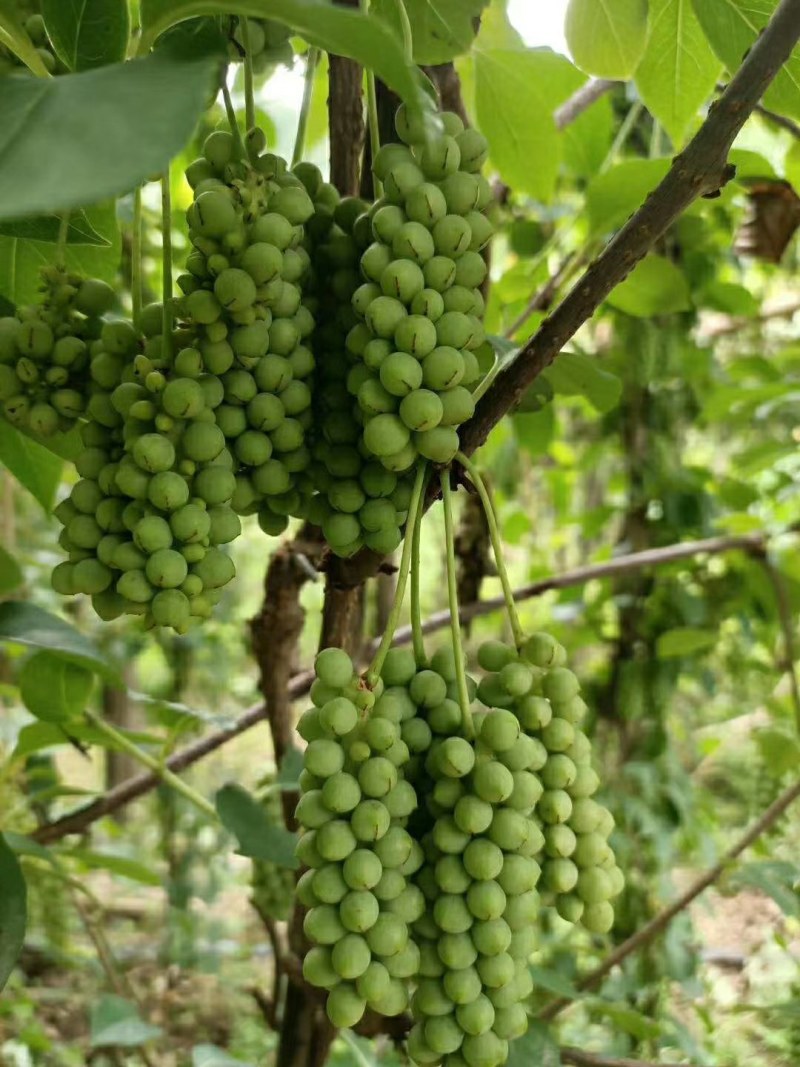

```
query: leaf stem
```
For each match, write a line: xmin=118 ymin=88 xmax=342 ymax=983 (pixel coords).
xmin=221 ymin=75 xmax=247 ymax=160
xmin=456 ymin=452 xmax=524 ymax=649
xmin=160 ymin=170 xmax=173 ymax=366
xmin=55 ymin=210 xmax=70 ymax=271
xmin=292 ymin=47 xmax=319 ymax=168
xmin=393 ymin=0 xmax=413 ymax=62
xmin=367 ymin=463 xmax=427 ymax=683
xmin=240 ymin=17 xmax=256 ymax=132
xmin=440 ymin=469 xmax=474 ymax=738
xmin=85 ymin=710 xmax=217 ymax=821
xmin=410 ymin=465 xmax=427 ymax=666
xmin=131 ymin=186 xmax=143 ymax=330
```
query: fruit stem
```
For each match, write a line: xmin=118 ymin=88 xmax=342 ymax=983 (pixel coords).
xmin=221 ymin=76 xmax=247 ymax=160
xmin=440 ymin=468 xmax=474 ymax=739
xmin=131 ymin=186 xmax=143 ymax=330
xmin=55 ymin=210 xmax=70 ymax=271
xmin=240 ymin=16 xmax=256 ymax=133
xmin=410 ymin=464 xmax=428 ymax=666
xmin=456 ymin=452 xmax=525 ymax=650
xmin=393 ymin=0 xmax=414 ymax=63
xmin=292 ymin=47 xmax=319 ymax=169
xmin=85 ymin=710 xmax=217 ymax=821
xmin=361 ymin=0 xmax=383 ymax=198
xmin=367 ymin=462 xmax=427 ymax=684
xmin=160 ymin=170 xmax=173 ymax=366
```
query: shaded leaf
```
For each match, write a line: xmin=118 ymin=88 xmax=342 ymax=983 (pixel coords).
xmin=0 ymin=0 xmax=51 ymax=74
xmin=0 ymin=420 xmax=63 ymax=511
xmin=506 ymin=1021 xmax=561 ymax=1067
xmin=90 ymin=996 xmax=163 ymax=1049
xmin=755 ymin=727 xmax=800 ymax=776
xmin=0 ymin=545 xmax=22 ymax=596
xmin=0 ymin=210 xmax=108 ymax=244
xmin=372 ymin=0 xmax=487 ymax=64
xmin=513 ymin=406 xmax=555 ymax=456
xmin=528 ymin=965 xmax=581 ymax=1000
xmin=566 ymin=0 xmax=649 ymax=78
xmin=589 ymin=1000 xmax=662 ymax=1039
xmin=587 ymin=159 xmax=671 ymax=235
xmin=192 ymin=1046 xmax=254 ymax=1067
xmin=544 ymin=352 xmax=622 ymax=413
xmin=606 ymin=254 xmax=692 ymax=317
xmin=730 ymin=861 xmax=800 ymax=917
xmin=216 ymin=784 xmax=299 ymax=868
xmin=0 ymin=601 xmax=117 ymax=679
xmin=42 ymin=0 xmax=130 ymax=70
xmin=69 ymin=849 xmax=161 ymax=886
xmin=19 ymin=649 xmax=95 ymax=724
xmin=656 ymin=627 xmax=718 ymax=658
xmin=278 ymin=746 xmax=304 ymax=787
xmin=0 ymin=833 xmax=26 ymax=992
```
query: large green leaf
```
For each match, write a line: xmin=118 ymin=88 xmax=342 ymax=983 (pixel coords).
xmin=0 ymin=833 xmax=26 ymax=992
xmin=692 ymin=0 xmax=800 ymax=120
xmin=372 ymin=0 xmax=487 ymax=63
xmin=635 ymin=0 xmax=722 ymax=144
xmin=90 ymin=996 xmax=163 ymax=1049
xmin=565 ymin=0 xmax=649 ymax=78
xmin=544 ymin=352 xmax=622 ymax=413
xmin=586 ymin=158 xmax=671 ymax=235
xmin=473 ymin=49 xmax=561 ymax=202
xmin=19 ymin=649 xmax=95 ymax=724
xmin=0 ymin=201 xmax=120 ymax=307
xmin=0 ymin=420 xmax=63 ymax=511
xmin=0 ymin=601 xmax=117 ymax=679
xmin=0 ymin=52 xmax=216 ymax=220
xmin=731 ymin=861 xmax=800 ymax=917
xmin=42 ymin=0 xmax=130 ymax=70
xmin=656 ymin=626 xmax=718 ymax=658
xmin=606 ymin=254 xmax=692 ymax=316
xmin=506 ymin=1022 xmax=561 ymax=1067
xmin=69 ymin=849 xmax=162 ymax=886
xmin=216 ymin=784 xmax=299 ymax=868
xmin=0 ymin=545 xmax=22 ymax=596
xmin=139 ymin=1 xmax=434 ymax=120
xmin=0 ymin=0 xmax=51 ymax=75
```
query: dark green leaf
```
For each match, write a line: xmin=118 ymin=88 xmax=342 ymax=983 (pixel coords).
xmin=606 ymin=254 xmax=692 ymax=317
xmin=0 ymin=0 xmax=51 ymax=75
xmin=0 ymin=53 xmax=216 ymax=220
xmin=656 ymin=627 xmax=718 ymax=658
xmin=42 ymin=0 xmax=130 ymax=70
xmin=216 ymin=784 xmax=299 ymax=868
xmin=506 ymin=1021 xmax=561 ymax=1067
xmin=139 ymin=1 xmax=435 ymax=122
xmin=544 ymin=352 xmax=622 ymax=413
xmin=372 ymin=0 xmax=487 ymax=63
xmin=278 ymin=746 xmax=304 ymax=787
xmin=19 ymin=649 xmax=95 ymax=724
xmin=566 ymin=0 xmax=648 ymax=78
xmin=69 ymin=849 xmax=162 ymax=886
xmin=0 ymin=419 xmax=63 ymax=511
xmin=0 ymin=545 xmax=22 ymax=596
xmin=0 ymin=833 xmax=26 ymax=992
xmin=90 ymin=995 xmax=163 ymax=1049
xmin=192 ymin=1046 xmax=254 ymax=1067
xmin=587 ymin=159 xmax=671 ymax=235
xmin=513 ymin=406 xmax=555 ymax=456
xmin=0 ymin=601 xmax=117 ymax=679
xmin=589 ymin=1000 xmax=662 ymax=1039
xmin=0 ymin=210 xmax=108 ymax=244
xmin=3 ymin=831 xmax=53 ymax=863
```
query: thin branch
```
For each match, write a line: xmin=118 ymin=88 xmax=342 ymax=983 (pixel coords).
xmin=760 ymin=556 xmax=800 ymax=733
xmin=756 ymin=102 xmax=800 ymax=138
xmin=555 ymin=79 xmax=619 ymax=131
xmin=701 ymin=298 xmax=800 ymax=339
xmin=538 ymin=776 xmax=800 ymax=1022
xmin=561 ymin=1050 xmax=690 ymax=1067
xmin=33 ymin=529 xmax=780 ymax=844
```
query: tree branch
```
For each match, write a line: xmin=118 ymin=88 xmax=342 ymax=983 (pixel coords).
xmin=33 ymin=529 xmax=781 ymax=844
xmin=561 ymin=1050 xmax=690 ymax=1067
xmin=554 ymin=79 xmax=619 ymax=131
xmin=538 ymin=776 xmax=800 ymax=1022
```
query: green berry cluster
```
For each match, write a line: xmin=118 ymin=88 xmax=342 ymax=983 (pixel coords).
xmin=180 ymin=129 xmax=316 ymax=536
xmin=0 ymin=6 xmax=63 ymax=75
xmin=296 ymin=647 xmax=427 ymax=1029
xmin=226 ymin=16 xmax=293 ymax=74
xmin=0 ymin=268 xmax=115 ymax=436
xmin=51 ymin=305 xmax=238 ymax=632
xmin=251 ymin=778 xmax=295 ymax=923
xmin=476 ymin=632 xmax=624 ymax=934
xmin=347 ymin=106 xmax=492 ymax=472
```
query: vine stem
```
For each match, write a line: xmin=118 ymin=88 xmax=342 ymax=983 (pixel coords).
xmin=292 ymin=47 xmax=319 ymax=168
xmin=131 ymin=186 xmax=143 ymax=330
xmin=441 ymin=470 xmax=474 ymax=738
xmin=240 ymin=16 xmax=256 ymax=132
xmin=361 ymin=0 xmax=382 ymax=197
xmin=84 ymin=710 xmax=217 ymax=820
xmin=55 ymin=210 xmax=71 ymax=271
xmin=367 ymin=463 xmax=427 ymax=683
xmin=393 ymin=0 xmax=413 ymax=62
xmin=456 ymin=452 xmax=524 ymax=649
xmin=160 ymin=171 xmax=173 ymax=365
xmin=410 ymin=465 xmax=427 ymax=665
xmin=221 ymin=75 xmax=247 ymax=160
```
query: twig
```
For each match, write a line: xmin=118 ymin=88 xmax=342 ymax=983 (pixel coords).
xmin=562 ymin=1050 xmax=690 ymax=1067
xmin=702 ymin=298 xmax=800 ymax=338
xmin=760 ymin=556 xmax=800 ymax=733
xmin=504 ymin=249 xmax=586 ymax=339
xmin=33 ymin=529 xmax=780 ymax=844
xmin=554 ymin=79 xmax=619 ymax=131
xmin=538 ymin=776 xmax=800 ymax=1021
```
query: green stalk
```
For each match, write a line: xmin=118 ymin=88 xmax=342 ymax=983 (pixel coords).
xmin=410 ymin=465 xmax=427 ymax=666
xmin=440 ymin=469 xmax=474 ymax=738
xmin=240 ymin=16 xmax=256 ymax=132
xmin=131 ymin=186 xmax=143 ymax=330
xmin=367 ymin=463 xmax=427 ymax=684
xmin=292 ymin=47 xmax=319 ymax=168
xmin=456 ymin=452 xmax=524 ymax=649
xmin=160 ymin=171 xmax=173 ymax=365
xmin=55 ymin=210 xmax=71 ymax=271
xmin=366 ymin=69 xmax=382 ymax=197
xmin=393 ymin=0 xmax=413 ymax=62
xmin=221 ymin=76 xmax=247 ymax=160
xmin=85 ymin=710 xmax=217 ymax=821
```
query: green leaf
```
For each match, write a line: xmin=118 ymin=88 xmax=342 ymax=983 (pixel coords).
xmin=635 ymin=0 xmax=722 ymax=144
xmin=0 ymin=833 xmax=26 ymax=992
xmin=19 ymin=649 xmax=95 ymax=724
xmin=566 ymin=0 xmax=649 ymax=78
xmin=586 ymin=158 xmax=672 ymax=235
xmin=588 ymin=1000 xmax=662 ymax=1039
xmin=755 ymin=727 xmax=800 ymax=776
xmin=69 ymin=849 xmax=161 ymax=886
xmin=278 ymin=746 xmax=304 ymax=787
xmin=0 ymin=545 xmax=22 ymax=596
xmin=528 ymin=965 xmax=581 ymax=1000
xmin=606 ymin=254 xmax=692 ymax=316
xmin=692 ymin=0 xmax=800 ymax=120
xmin=192 ymin=1046 xmax=254 ymax=1067
xmin=656 ymin=626 xmax=718 ymax=658
xmin=90 ymin=995 xmax=163 ymax=1049
xmin=0 ymin=52 xmax=216 ymax=220
xmin=139 ymin=1 xmax=434 ymax=122
xmin=473 ymin=49 xmax=561 ymax=203
xmin=700 ymin=280 xmax=760 ymax=316
xmin=216 ymin=784 xmax=299 ymax=869
xmin=544 ymin=352 xmax=622 ymax=413
xmin=0 ymin=201 xmax=120 ymax=307
xmin=0 ymin=420 xmax=63 ymax=511
xmin=372 ymin=0 xmax=487 ymax=63
xmin=730 ymin=861 xmax=800 ymax=917
xmin=0 ymin=601 xmax=117 ymax=679
xmin=0 ymin=0 xmax=51 ymax=75
xmin=42 ymin=0 xmax=130 ymax=70
xmin=12 ymin=720 xmax=157 ymax=758
xmin=0 ymin=210 xmax=108 ymax=244
xmin=513 ymin=406 xmax=555 ymax=456
xmin=4 ymin=831 xmax=53 ymax=863
xmin=506 ymin=1021 xmax=561 ymax=1067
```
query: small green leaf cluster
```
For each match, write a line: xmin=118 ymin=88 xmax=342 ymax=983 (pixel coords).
xmin=347 ymin=106 xmax=492 ymax=472
xmin=251 ymin=779 xmax=296 ymax=923
xmin=226 ymin=16 xmax=293 ymax=75
xmin=0 ymin=267 xmax=115 ymax=436
xmin=179 ymin=128 xmax=316 ymax=537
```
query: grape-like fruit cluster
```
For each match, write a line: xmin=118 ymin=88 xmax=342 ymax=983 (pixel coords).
xmin=0 ymin=6 xmax=63 ymax=75
xmin=251 ymin=778 xmax=295 ymax=922
xmin=347 ymin=107 xmax=492 ymax=472
xmin=51 ymin=305 xmax=238 ymax=631
xmin=476 ymin=633 xmax=624 ymax=934
xmin=296 ymin=647 xmax=427 ymax=1029
xmin=0 ymin=268 xmax=115 ymax=436
xmin=226 ymin=16 xmax=293 ymax=74
xmin=180 ymin=128 xmax=316 ymax=536
xmin=298 ymin=170 xmax=415 ymax=557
